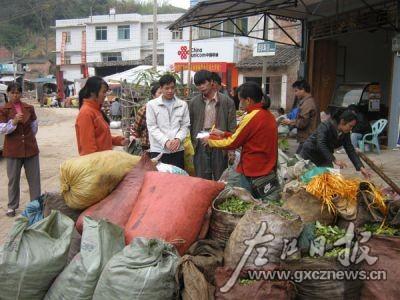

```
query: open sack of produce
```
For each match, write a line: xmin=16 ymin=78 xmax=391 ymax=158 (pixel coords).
xmin=125 ymin=171 xmax=225 ymax=255
xmin=76 ymin=153 xmax=156 ymax=233
xmin=93 ymin=237 xmax=180 ymax=300
xmin=208 ymin=186 xmax=260 ymax=247
xmin=60 ymin=150 xmax=140 ymax=209
xmin=0 ymin=211 xmax=74 ymax=300
xmin=45 ymin=217 xmax=125 ymax=300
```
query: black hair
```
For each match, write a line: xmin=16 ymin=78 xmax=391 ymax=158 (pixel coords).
xmin=78 ymin=76 xmax=110 ymax=124
xmin=333 ymin=109 xmax=358 ymax=124
xmin=78 ymin=76 xmax=108 ymax=109
xmin=150 ymin=81 xmax=160 ymax=98
xmin=7 ymin=82 xmax=22 ymax=93
xmin=292 ymin=80 xmax=311 ymax=93
xmin=237 ymin=82 xmax=270 ymax=110
xmin=159 ymin=74 xmax=176 ymax=87
xmin=210 ymin=72 xmax=222 ymax=85
xmin=278 ymin=107 xmax=285 ymax=115
xmin=194 ymin=69 xmax=212 ymax=86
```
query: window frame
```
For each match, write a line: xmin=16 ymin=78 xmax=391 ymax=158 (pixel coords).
xmin=96 ymin=26 xmax=108 ymax=41
xmin=101 ymin=52 xmax=122 ymax=62
xmin=64 ymin=32 xmax=71 ymax=44
xmin=118 ymin=25 xmax=130 ymax=40
xmin=147 ymin=27 xmax=158 ymax=41
xmin=172 ymin=29 xmax=183 ymax=40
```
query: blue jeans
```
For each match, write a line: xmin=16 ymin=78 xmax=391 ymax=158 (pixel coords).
xmin=240 ymin=174 xmax=254 ymax=196
xmin=351 ymin=133 xmax=363 ymax=149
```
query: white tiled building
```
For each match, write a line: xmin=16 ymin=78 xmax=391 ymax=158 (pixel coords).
xmin=55 ymin=12 xmax=188 ymax=81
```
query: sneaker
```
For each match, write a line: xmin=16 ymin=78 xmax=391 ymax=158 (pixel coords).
xmin=6 ymin=209 xmax=16 ymax=217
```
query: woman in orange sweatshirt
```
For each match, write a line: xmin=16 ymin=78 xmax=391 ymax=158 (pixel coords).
xmin=75 ymin=76 xmax=127 ymax=155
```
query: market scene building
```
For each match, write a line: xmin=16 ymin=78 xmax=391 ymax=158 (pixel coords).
xmin=0 ymin=0 xmax=400 ymax=299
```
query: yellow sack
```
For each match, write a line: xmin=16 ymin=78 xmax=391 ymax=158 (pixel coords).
xmin=60 ymin=151 xmax=140 ymax=209
xmin=183 ymin=135 xmax=195 ymax=176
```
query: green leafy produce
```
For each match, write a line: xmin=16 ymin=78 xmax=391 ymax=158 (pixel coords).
xmin=238 ymin=279 xmax=256 ymax=286
xmin=315 ymin=221 xmax=346 ymax=246
xmin=217 ymin=196 xmax=253 ymax=214
xmin=361 ymin=223 xmax=400 ymax=236
xmin=278 ymin=138 xmax=289 ymax=151
xmin=324 ymin=247 xmax=349 ymax=258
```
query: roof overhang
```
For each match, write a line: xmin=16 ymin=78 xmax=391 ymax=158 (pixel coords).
xmin=169 ymin=0 xmax=397 ymax=27
xmin=169 ymin=0 xmax=399 ymax=44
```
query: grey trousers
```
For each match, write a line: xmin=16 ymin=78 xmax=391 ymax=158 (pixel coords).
xmin=194 ymin=143 xmax=228 ymax=180
xmin=6 ymin=155 xmax=41 ymax=210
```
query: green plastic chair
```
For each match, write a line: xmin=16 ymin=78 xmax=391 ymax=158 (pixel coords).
xmin=358 ymin=119 xmax=387 ymax=154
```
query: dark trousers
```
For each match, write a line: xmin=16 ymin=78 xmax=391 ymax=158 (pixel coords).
xmin=296 ymin=142 xmax=304 ymax=154
xmin=7 ymin=155 xmax=41 ymax=210
xmin=194 ymin=143 xmax=227 ymax=180
xmin=150 ymin=151 xmax=184 ymax=169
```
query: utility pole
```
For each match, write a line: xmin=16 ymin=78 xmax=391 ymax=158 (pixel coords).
xmin=12 ymin=51 xmax=16 ymax=82
xmin=187 ymin=26 xmax=192 ymax=93
xmin=152 ymin=0 xmax=158 ymax=69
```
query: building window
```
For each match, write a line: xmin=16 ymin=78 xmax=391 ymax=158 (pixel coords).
xmin=96 ymin=26 xmax=107 ymax=41
xmin=101 ymin=52 xmax=122 ymax=62
xmin=64 ymin=55 xmax=71 ymax=64
xmin=118 ymin=25 xmax=130 ymax=40
xmin=172 ymin=29 xmax=183 ymax=40
xmin=64 ymin=32 xmax=71 ymax=44
xmin=148 ymin=28 xmax=158 ymax=41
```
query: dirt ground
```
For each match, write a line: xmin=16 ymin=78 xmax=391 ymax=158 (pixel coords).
xmin=0 ymin=105 xmax=124 ymax=243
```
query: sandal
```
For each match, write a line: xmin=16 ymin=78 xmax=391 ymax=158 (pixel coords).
xmin=6 ymin=209 xmax=16 ymax=217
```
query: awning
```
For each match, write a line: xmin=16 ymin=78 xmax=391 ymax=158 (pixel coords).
xmin=169 ymin=0 xmax=398 ymax=41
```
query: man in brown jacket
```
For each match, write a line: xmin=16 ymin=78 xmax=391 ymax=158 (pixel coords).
xmin=189 ymin=70 xmax=236 ymax=180
xmin=282 ymin=80 xmax=319 ymax=153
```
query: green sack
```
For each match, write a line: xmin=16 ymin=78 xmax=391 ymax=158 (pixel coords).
xmin=301 ymin=167 xmax=331 ymax=183
xmin=93 ymin=237 xmax=180 ymax=300
xmin=0 ymin=211 xmax=74 ymax=300
xmin=45 ymin=217 xmax=125 ymax=300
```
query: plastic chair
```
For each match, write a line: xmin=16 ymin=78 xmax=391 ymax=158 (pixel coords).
xmin=358 ymin=119 xmax=387 ymax=154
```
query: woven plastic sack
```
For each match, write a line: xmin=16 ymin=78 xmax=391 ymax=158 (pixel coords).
xmin=0 ymin=211 xmax=74 ymax=300
xmin=184 ymin=135 xmax=195 ymax=176
xmin=93 ymin=237 xmax=179 ymax=300
xmin=60 ymin=150 xmax=140 ymax=209
xmin=156 ymin=162 xmax=189 ymax=176
xmin=45 ymin=217 xmax=125 ymax=300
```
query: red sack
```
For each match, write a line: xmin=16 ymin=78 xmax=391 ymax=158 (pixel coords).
xmin=125 ymin=171 xmax=225 ymax=255
xmin=76 ymin=154 xmax=156 ymax=233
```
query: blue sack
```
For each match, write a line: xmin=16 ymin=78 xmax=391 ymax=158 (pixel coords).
xmin=21 ymin=195 xmax=45 ymax=226
xmin=301 ymin=167 xmax=331 ymax=184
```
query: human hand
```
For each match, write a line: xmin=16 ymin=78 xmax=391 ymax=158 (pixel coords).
xmin=210 ymin=128 xmax=224 ymax=137
xmin=170 ymin=138 xmax=181 ymax=152
xmin=13 ymin=113 xmax=23 ymax=125
xmin=281 ymin=119 xmax=294 ymax=126
xmin=360 ymin=167 xmax=372 ymax=180
xmin=334 ymin=159 xmax=348 ymax=169
xmin=201 ymin=137 xmax=209 ymax=147
xmin=121 ymin=137 xmax=129 ymax=146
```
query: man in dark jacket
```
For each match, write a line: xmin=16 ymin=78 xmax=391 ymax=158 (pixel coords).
xmin=300 ymin=110 xmax=371 ymax=179
xmin=189 ymin=70 xmax=237 ymax=180
xmin=282 ymin=80 xmax=319 ymax=153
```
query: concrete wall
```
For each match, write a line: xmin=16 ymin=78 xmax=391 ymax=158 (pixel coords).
xmin=238 ymin=61 xmax=299 ymax=111
xmin=335 ymin=30 xmax=392 ymax=105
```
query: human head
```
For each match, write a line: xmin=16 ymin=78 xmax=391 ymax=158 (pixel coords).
xmin=335 ymin=109 xmax=358 ymax=133
xmin=159 ymin=74 xmax=176 ymax=100
xmin=237 ymin=82 xmax=269 ymax=111
xmin=150 ymin=81 xmax=161 ymax=99
xmin=194 ymin=69 xmax=213 ymax=96
xmin=210 ymin=72 xmax=222 ymax=90
xmin=347 ymin=104 xmax=358 ymax=113
xmin=7 ymin=82 xmax=23 ymax=103
xmin=278 ymin=107 xmax=285 ymax=115
xmin=78 ymin=76 xmax=109 ymax=108
xmin=292 ymin=80 xmax=311 ymax=99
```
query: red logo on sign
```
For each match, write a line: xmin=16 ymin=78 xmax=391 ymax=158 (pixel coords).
xmin=178 ymin=46 xmax=189 ymax=59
